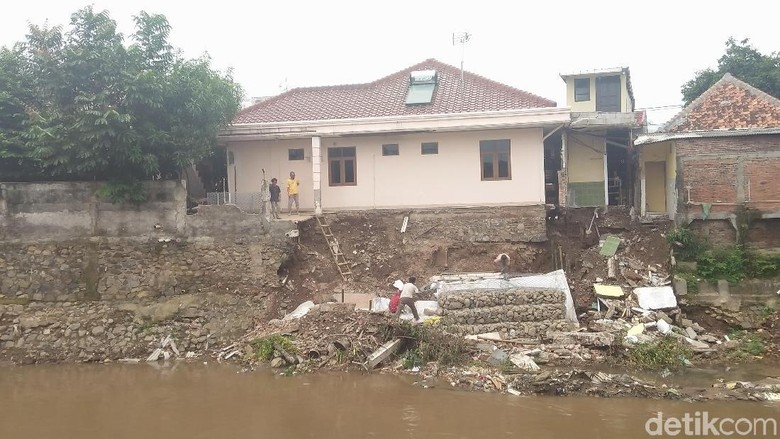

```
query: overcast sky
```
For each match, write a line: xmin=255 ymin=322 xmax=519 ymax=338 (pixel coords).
xmin=2 ymin=0 xmax=778 ymax=128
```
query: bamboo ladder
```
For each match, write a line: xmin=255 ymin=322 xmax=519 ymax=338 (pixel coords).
xmin=315 ymin=215 xmax=352 ymax=281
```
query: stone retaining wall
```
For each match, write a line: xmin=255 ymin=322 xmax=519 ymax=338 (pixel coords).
xmin=438 ymin=288 xmax=571 ymax=337
xmin=0 ymin=238 xmax=291 ymax=302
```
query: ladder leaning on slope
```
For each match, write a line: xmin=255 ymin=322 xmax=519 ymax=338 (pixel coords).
xmin=315 ymin=215 xmax=352 ymax=281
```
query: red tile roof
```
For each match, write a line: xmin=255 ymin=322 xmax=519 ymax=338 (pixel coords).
xmin=233 ymin=59 xmax=556 ymax=124
xmin=664 ymin=73 xmax=780 ymax=132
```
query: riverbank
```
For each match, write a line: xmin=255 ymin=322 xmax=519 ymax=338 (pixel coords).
xmin=4 ymin=294 xmax=777 ymax=403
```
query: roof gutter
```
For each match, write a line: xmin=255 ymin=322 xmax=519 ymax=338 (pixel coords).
xmin=220 ymin=107 xmax=571 ymax=141
xmin=636 ymin=128 xmax=780 ymax=145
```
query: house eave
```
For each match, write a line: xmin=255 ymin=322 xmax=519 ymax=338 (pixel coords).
xmin=219 ymin=107 xmax=571 ymax=142
xmin=636 ymin=128 xmax=780 ymax=146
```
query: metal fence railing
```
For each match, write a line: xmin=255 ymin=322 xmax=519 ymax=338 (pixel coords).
xmin=206 ymin=192 xmax=264 ymax=213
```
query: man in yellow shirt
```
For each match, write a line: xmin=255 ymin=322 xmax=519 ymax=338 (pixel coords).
xmin=286 ymin=171 xmax=300 ymax=215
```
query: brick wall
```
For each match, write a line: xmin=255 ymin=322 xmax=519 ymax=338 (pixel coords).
xmin=688 ymin=219 xmax=737 ymax=247
xmin=745 ymin=158 xmax=780 ymax=203
xmin=676 ymin=135 xmax=780 ymax=156
xmin=677 ymin=135 xmax=780 ymax=214
xmin=682 ymin=158 xmax=738 ymax=203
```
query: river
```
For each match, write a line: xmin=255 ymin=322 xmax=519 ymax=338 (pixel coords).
xmin=2 ymin=363 xmax=780 ymax=438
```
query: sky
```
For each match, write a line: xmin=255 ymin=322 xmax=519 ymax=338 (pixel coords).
xmin=2 ymin=0 xmax=779 ymax=129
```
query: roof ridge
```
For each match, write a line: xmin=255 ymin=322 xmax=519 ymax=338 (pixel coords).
xmin=662 ymin=73 xmax=780 ymax=132
xmin=661 ymin=73 xmax=733 ymax=132
xmin=721 ymin=73 xmax=780 ymax=108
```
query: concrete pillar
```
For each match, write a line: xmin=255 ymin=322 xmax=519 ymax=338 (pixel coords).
xmin=312 ymin=136 xmax=322 ymax=215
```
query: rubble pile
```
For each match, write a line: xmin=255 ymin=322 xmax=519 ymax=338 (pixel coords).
xmin=235 ymin=304 xmax=397 ymax=371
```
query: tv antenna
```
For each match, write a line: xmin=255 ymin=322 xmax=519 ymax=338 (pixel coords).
xmin=452 ymin=32 xmax=471 ymax=84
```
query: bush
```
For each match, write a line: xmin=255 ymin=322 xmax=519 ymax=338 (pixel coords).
xmin=395 ymin=322 xmax=473 ymax=367
xmin=629 ymin=336 xmax=691 ymax=370
xmin=697 ymin=246 xmax=746 ymax=283
xmin=667 ymin=227 xmax=704 ymax=261
xmin=745 ymin=253 xmax=780 ymax=278
xmin=250 ymin=335 xmax=296 ymax=361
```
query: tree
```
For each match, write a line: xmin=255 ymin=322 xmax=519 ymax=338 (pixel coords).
xmin=681 ymin=38 xmax=780 ymax=105
xmin=0 ymin=7 xmax=242 ymax=182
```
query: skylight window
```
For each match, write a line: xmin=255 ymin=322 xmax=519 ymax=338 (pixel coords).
xmin=405 ymin=70 xmax=437 ymax=105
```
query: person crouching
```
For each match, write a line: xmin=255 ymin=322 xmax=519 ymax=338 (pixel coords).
xmin=394 ymin=276 xmax=420 ymax=322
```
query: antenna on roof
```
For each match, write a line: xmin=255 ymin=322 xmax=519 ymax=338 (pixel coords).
xmin=452 ymin=32 xmax=471 ymax=85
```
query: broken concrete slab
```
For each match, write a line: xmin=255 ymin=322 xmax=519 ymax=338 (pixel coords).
xmin=282 ymin=301 xmax=316 ymax=320
xmin=633 ymin=286 xmax=677 ymax=310
xmin=594 ymin=284 xmax=625 ymax=299
xmin=627 ymin=323 xmax=645 ymax=337
xmin=509 ymin=353 xmax=540 ymax=372
xmin=548 ymin=331 xmax=615 ymax=347
xmin=684 ymin=327 xmax=698 ymax=339
xmin=366 ymin=338 xmax=402 ymax=369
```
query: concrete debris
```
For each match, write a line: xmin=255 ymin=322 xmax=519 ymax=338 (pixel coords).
xmin=548 ymin=331 xmax=615 ymax=347
xmin=509 ymin=353 xmax=540 ymax=372
xmin=366 ymin=338 xmax=403 ymax=369
xmin=633 ymin=286 xmax=677 ymax=310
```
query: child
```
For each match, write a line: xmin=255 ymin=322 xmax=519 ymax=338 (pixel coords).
xmin=269 ymin=178 xmax=281 ymax=219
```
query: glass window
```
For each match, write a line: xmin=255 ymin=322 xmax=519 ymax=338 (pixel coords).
xmin=575 ymin=78 xmax=590 ymax=102
xmin=382 ymin=144 xmax=399 ymax=156
xmin=421 ymin=142 xmax=438 ymax=155
xmin=328 ymin=147 xmax=357 ymax=186
xmin=288 ymin=148 xmax=304 ymax=160
xmin=479 ymin=139 xmax=511 ymax=180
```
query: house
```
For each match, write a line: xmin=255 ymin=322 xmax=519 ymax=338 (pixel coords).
xmin=551 ymin=68 xmax=647 ymax=208
xmin=218 ymin=59 xmax=570 ymax=215
xmin=635 ymin=73 xmax=780 ymax=244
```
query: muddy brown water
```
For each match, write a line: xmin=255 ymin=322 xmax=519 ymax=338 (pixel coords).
xmin=2 ymin=364 xmax=780 ymax=439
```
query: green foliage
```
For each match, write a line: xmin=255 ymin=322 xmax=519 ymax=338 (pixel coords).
xmin=251 ymin=335 xmax=296 ymax=362
xmin=745 ymin=253 xmax=780 ymax=278
xmin=667 ymin=227 xmax=704 ymax=261
xmin=682 ymin=38 xmax=780 ymax=105
xmin=727 ymin=330 xmax=766 ymax=359
xmin=696 ymin=246 xmax=746 ymax=283
xmin=399 ymin=322 xmax=472 ymax=367
xmin=96 ymin=181 xmax=148 ymax=204
xmin=696 ymin=246 xmax=780 ymax=282
xmin=761 ymin=306 xmax=776 ymax=318
xmin=629 ymin=336 xmax=691 ymax=370
xmin=0 ymin=6 xmax=242 ymax=181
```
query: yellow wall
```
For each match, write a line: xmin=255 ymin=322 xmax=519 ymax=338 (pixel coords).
xmin=564 ymin=74 xmax=633 ymax=112
xmin=567 ymin=133 xmax=605 ymax=183
xmin=227 ymin=128 xmax=545 ymax=210
xmin=640 ymin=141 xmax=677 ymax=217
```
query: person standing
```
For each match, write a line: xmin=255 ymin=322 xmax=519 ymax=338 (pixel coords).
xmin=494 ymin=253 xmax=511 ymax=277
xmin=269 ymin=178 xmax=281 ymax=219
xmin=394 ymin=276 xmax=420 ymax=322
xmin=286 ymin=171 xmax=300 ymax=215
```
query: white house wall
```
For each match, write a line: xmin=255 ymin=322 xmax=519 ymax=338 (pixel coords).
xmin=227 ymin=128 xmax=545 ymax=211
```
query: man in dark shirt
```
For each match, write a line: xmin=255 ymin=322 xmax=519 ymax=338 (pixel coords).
xmin=269 ymin=178 xmax=281 ymax=219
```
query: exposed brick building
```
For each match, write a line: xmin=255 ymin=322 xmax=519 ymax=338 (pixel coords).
xmin=636 ymin=74 xmax=780 ymax=247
